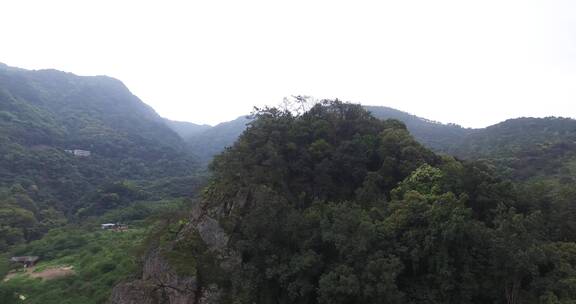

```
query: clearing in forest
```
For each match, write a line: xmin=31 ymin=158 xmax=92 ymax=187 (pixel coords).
xmin=3 ymin=265 xmax=75 ymax=282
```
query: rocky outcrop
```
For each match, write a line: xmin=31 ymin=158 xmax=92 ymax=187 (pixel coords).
xmin=110 ymin=248 xmax=198 ymax=304
xmin=109 ymin=280 xmax=158 ymax=304
xmin=183 ymin=200 xmax=241 ymax=272
xmin=110 ymin=199 xmax=238 ymax=304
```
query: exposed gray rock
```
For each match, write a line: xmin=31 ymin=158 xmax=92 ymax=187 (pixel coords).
xmin=110 ymin=248 xmax=198 ymax=304
xmin=110 ymin=280 xmax=158 ymax=304
xmin=195 ymin=216 xmax=229 ymax=251
xmin=185 ymin=200 xmax=241 ymax=272
xmin=111 ymin=197 xmax=242 ymax=304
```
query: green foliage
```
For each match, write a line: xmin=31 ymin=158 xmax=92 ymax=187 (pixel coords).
xmin=209 ymin=100 xmax=439 ymax=209
xmin=0 ymin=253 xmax=10 ymax=279
xmin=0 ymin=227 xmax=145 ymax=304
xmin=98 ymin=199 xmax=189 ymax=224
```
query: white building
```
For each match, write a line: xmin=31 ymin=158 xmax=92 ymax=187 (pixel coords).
xmin=101 ymin=223 xmax=117 ymax=229
xmin=65 ymin=149 xmax=91 ymax=157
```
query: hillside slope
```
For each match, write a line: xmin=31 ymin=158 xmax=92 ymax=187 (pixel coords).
xmin=363 ymin=105 xmax=474 ymax=152
xmin=448 ymin=117 xmax=576 ymax=181
xmin=0 ymin=63 xmax=200 ymax=248
xmin=183 ymin=115 xmax=252 ymax=164
xmin=163 ymin=119 xmax=211 ymax=139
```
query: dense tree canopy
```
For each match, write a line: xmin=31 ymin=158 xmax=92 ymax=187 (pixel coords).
xmin=194 ymin=101 xmax=576 ymax=304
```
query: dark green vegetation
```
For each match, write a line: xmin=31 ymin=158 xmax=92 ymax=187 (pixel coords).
xmin=0 ymin=64 xmax=203 ymax=249
xmin=188 ymin=101 xmax=576 ymax=304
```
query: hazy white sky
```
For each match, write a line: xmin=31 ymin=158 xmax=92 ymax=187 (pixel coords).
xmin=1 ymin=0 xmax=575 ymax=127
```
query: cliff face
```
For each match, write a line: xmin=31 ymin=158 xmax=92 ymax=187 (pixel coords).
xmin=110 ymin=198 xmax=241 ymax=304
xmin=110 ymin=248 xmax=198 ymax=304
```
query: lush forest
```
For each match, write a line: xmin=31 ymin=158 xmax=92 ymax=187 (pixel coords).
xmin=1 ymin=64 xmax=575 ymax=304
xmin=0 ymin=64 xmax=203 ymax=257
xmin=152 ymin=100 xmax=573 ymax=304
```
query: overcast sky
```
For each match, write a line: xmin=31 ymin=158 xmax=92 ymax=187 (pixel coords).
xmin=1 ymin=0 xmax=575 ymax=127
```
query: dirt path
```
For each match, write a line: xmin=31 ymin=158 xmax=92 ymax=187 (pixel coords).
xmin=30 ymin=266 xmax=75 ymax=280
xmin=3 ymin=265 xmax=75 ymax=282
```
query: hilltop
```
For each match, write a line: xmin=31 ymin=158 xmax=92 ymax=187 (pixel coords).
xmin=117 ymin=101 xmax=576 ymax=304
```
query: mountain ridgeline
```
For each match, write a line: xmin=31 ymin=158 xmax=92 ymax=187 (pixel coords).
xmin=168 ymin=103 xmax=576 ymax=185
xmin=363 ymin=105 xmax=474 ymax=152
xmin=451 ymin=117 xmax=576 ymax=181
xmin=166 ymin=115 xmax=253 ymax=165
xmin=116 ymin=101 xmax=576 ymax=304
xmin=0 ymin=64 xmax=202 ymax=249
xmin=163 ymin=119 xmax=211 ymax=139
xmin=0 ymin=64 xmax=575 ymax=304
xmin=168 ymin=105 xmax=474 ymax=166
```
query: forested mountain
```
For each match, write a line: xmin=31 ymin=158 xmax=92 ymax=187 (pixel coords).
xmin=114 ymin=101 xmax=576 ymax=304
xmin=182 ymin=115 xmax=252 ymax=164
xmin=171 ymin=104 xmax=576 ymax=185
xmin=447 ymin=117 xmax=576 ymax=181
xmin=169 ymin=105 xmax=471 ymax=165
xmin=0 ymin=64 xmax=201 ymax=249
xmin=364 ymin=105 xmax=473 ymax=152
xmin=163 ymin=119 xmax=211 ymax=139
xmin=364 ymin=110 xmax=576 ymax=183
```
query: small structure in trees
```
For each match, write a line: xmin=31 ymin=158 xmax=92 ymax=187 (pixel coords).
xmin=101 ymin=223 xmax=116 ymax=229
xmin=10 ymin=256 xmax=39 ymax=268
xmin=101 ymin=223 xmax=128 ymax=232
xmin=65 ymin=149 xmax=91 ymax=157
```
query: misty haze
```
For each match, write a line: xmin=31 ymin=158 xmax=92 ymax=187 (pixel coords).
xmin=1 ymin=1 xmax=576 ymax=304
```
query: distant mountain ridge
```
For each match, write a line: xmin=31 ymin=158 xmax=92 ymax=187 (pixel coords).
xmin=363 ymin=105 xmax=474 ymax=152
xmin=169 ymin=104 xmax=576 ymax=183
xmin=448 ymin=117 xmax=576 ymax=181
xmin=177 ymin=115 xmax=252 ymax=164
xmin=163 ymin=119 xmax=211 ymax=139
xmin=167 ymin=105 xmax=473 ymax=165
xmin=0 ymin=64 xmax=184 ymax=151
